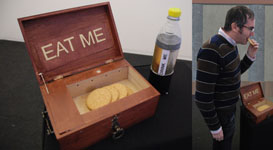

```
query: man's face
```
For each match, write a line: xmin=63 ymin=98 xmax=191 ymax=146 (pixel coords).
xmin=236 ymin=18 xmax=255 ymax=45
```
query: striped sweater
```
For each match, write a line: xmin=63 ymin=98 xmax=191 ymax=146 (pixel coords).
xmin=195 ymin=34 xmax=253 ymax=131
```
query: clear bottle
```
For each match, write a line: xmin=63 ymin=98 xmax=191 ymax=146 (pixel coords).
xmin=149 ymin=8 xmax=182 ymax=94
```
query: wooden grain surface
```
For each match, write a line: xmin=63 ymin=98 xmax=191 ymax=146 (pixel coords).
xmin=18 ymin=2 xmax=123 ymax=84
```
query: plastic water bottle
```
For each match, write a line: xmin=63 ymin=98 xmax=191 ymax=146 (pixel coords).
xmin=149 ymin=8 xmax=182 ymax=94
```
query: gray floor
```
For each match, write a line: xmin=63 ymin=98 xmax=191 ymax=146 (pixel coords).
xmin=0 ymin=40 xmax=44 ymax=149
xmin=192 ymin=96 xmax=241 ymax=150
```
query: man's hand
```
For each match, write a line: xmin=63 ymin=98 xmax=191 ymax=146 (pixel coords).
xmin=212 ymin=128 xmax=224 ymax=142
xmin=247 ymin=39 xmax=259 ymax=59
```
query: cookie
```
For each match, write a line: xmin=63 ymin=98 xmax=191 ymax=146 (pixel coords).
xmin=257 ymin=104 xmax=270 ymax=112
xmin=86 ymin=88 xmax=111 ymax=110
xmin=105 ymin=85 xmax=119 ymax=102
xmin=248 ymin=38 xmax=255 ymax=46
xmin=126 ymin=86 xmax=134 ymax=96
xmin=112 ymin=83 xmax=127 ymax=99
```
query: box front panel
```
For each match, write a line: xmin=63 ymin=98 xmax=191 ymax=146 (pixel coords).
xmin=59 ymin=117 xmax=112 ymax=150
xmin=58 ymin=89 xmax=159 ymax=150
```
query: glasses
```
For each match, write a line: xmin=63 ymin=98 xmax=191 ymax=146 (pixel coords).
xmin=243 ymin=25 xmax=255 ymax=32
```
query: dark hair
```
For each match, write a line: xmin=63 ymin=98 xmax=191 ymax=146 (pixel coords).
xmin=223 ymin=6 xmax=254 ymax=31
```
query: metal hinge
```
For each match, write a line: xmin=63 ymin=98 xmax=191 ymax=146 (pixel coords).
xmin=105 ymin=59 xmax=114 ymax=64
xmin=54 ymin=75 xmax=63 ymax=81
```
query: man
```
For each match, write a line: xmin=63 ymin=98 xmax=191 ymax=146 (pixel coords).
xmin=194 ymin=6 xmax=259 ymax=150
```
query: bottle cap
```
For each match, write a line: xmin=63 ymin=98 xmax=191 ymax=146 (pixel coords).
xmin=168 ymin=8 xmax=181 ymax=18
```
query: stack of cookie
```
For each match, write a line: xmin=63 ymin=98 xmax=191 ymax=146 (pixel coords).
xmin=86 ymin=83 xmax=133 ymax=110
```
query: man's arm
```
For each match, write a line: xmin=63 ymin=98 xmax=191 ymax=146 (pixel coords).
xmin=195 ymin=47 xmax=221 ymax=131
xmin=241 ymin=40 xmax=259 ymax=74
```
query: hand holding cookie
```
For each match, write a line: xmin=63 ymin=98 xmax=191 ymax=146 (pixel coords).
xmin=247 ymin=38 xmax=259 ymax=59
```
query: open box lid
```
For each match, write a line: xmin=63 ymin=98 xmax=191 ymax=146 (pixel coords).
xmin=18 ymin=2 xmax=123 ymax=85
xmin=240 ymin=82 xmax=264 ymax=104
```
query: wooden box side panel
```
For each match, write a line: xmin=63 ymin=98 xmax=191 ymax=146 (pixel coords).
xmin=65 ymin=64 xmax=151 ymax=99
xmin=128 ymin=66 xmax=150 ymax=91
xmin=40 ymin=80 xmax=84 ymax=135
xmin=66 ymin=66 xmax=128 ymax=98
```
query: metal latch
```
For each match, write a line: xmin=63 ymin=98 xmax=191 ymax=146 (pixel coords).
xmin=111 ymin=115 xmax=124 ymax=140
xmin=42 ymin=110 xmax=54 ymax=135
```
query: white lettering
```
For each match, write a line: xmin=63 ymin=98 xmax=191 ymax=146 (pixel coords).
xmin=93 ymin=27 xmax=106 ymax=43
xmin=244 ymin=92 xmax=252 ymax=99
xmin=244 ymin=88 xmax=259 ymax=99
xmin=63 ymin=36 xmax=75 ymax=51
xmin=252 ymin=88 xmax=259 ymax=95
xmin=57 ymin=41 xmax=69 ymax=57
xmin=79 ymin=31 xmax=95 ymax=48
xmin=40 ymin=27 xmax=106 ymax=62
xmin=41 ymin=43 xmax=57 ymax=61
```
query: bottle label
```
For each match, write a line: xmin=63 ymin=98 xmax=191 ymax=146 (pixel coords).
xmin=151 ymin=44 xmax=179 ymax=76
xmin=158 ymin=49 xmax=170 ymax=75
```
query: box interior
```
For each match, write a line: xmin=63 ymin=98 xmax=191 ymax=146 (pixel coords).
xmin=253 ymin=99 xmax=273 ymax=112
xmin=66 ymin=66 xmax=149 ymax=114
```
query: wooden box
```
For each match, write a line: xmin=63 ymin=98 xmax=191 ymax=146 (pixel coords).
xmin=240 ymin=82 xmax=273 ymax=124
xmin=18 ymin=2 xmax=160 ymax=149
